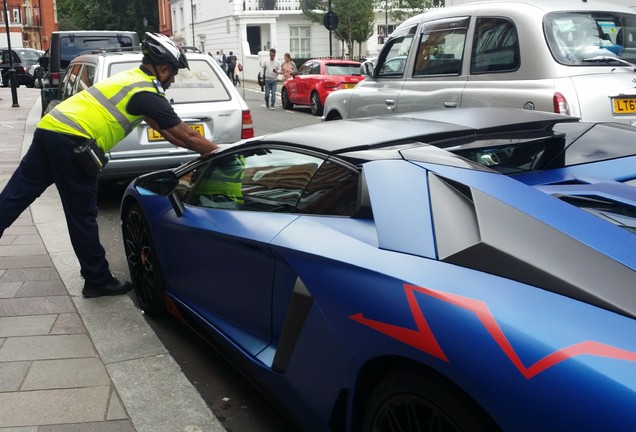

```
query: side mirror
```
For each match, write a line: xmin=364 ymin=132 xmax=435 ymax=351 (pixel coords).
xmin=360 ymin=60 xmax=374 ymax=77
xmin=134 ymin=169 xmax=179 ymax=196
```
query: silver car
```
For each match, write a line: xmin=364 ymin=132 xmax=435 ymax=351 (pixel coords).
xmin=323 ymin=0 xmax=636 ymax=126
xmin=43 ymin=50 xmax=254 ymax=181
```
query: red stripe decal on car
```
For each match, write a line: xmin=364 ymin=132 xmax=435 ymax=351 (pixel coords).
xmin=350 ymin=284 xmax=636 ymax=378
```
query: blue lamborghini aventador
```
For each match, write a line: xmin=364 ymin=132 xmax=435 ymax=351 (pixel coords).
xmin=120 ymin=108 xmax=636 ymax=432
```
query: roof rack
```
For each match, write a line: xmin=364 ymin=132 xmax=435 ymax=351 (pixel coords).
xmin=78 ymin=46 xmax=142 ymax=56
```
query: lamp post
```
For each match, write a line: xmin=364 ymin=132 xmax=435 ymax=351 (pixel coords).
xmin=2 ymin=0 xmax=19 ymax=107
xmin=191 ymin=0 xmax=196 ymax=46
xmin=385 ymin=0 xmax=389 ymax=44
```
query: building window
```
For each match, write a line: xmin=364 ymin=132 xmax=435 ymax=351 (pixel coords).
xmin=378 ymin=24 xmax=396 ymax=45
xmin=290 ymin=26 xmax=311 ymax=58
xmin=13 ymin=9 xmax=20 ymax=23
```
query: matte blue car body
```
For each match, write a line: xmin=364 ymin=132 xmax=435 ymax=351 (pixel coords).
xmin=121 ymin=110 xmax=636 ymax=431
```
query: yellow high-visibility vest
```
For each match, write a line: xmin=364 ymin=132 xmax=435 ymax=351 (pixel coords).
xmin=38 ymin=67 xmax=162 ymax=152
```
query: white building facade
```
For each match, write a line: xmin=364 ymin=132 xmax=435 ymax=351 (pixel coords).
xmin=168 ymin=0 xmax=400 ymax=78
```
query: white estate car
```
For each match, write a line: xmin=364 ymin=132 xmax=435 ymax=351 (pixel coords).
xmin=43 ymin=49 xmax=254 ymax=181
xmin=323 ymin=0 xmax=636 ymax=126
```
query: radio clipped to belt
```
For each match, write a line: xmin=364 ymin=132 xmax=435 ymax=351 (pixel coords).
xmin=73 ymin=139 xmax=109 ymax=177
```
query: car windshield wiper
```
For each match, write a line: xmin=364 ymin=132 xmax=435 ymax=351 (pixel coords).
xmin=581 ymin=55 xmax=636 ymax=71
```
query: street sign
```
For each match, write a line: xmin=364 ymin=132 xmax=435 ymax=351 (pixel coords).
xmin=323 ymin=11 xmax=339 ymax=31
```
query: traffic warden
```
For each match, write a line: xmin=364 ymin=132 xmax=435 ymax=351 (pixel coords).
xmin=0 ymin=33 xmax=218 ymax=298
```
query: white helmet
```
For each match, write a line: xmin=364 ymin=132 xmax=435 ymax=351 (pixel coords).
xmin=142 ymin=32 xmax=189 ymax=70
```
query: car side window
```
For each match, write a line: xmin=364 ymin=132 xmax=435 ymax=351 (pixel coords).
xmin=189 ymin=148 xmax=324 ymax=213
xmin=471 ymin=18 xmax=520 ymax=74
xmin=77 ymin=64 xmax=96 ymax=91
xmin=297 ymin=64 xmax=310 ymax=76
xmin=296 ymin=159 xmax=361 ymax=217
xmin=377 ymin=24 xmax=417 ymax=78
xmin=61 ymin=64 xmax=81 ymax=99
xmin=309 ymin=62 xmax=320 ymax=74
xmin=413 ymin=17 xmax=469 ymax=77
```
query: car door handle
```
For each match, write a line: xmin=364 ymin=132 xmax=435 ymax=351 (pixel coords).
xmin=444 ymin=102 xmax=458 ymax=108
xmin=385 ymin=99 xmax=396 ymax=111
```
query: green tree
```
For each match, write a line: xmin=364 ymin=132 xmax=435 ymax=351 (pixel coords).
xmin=301 ymin=0 xmax=376 ymax=58
xmin=378 ymin=0 xmax=444 ymax=23
xmin=333 ymin=0 xmax=375 ymax=57
xmin=56 ymin=0 xmax=158 ymax=36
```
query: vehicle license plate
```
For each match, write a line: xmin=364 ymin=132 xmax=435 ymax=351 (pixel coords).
xmin=147 ymin=124 xmax=204 ymax=141
xmin=612 ymin=98 xmax=636 ymax=114
xmin=343 ymin=83 xmax=355 ymax=89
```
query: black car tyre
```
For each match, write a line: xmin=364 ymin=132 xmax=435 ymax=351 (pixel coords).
xmin=123 ymin=202 xmax=167 ymax=317
xmin=310 ymin=91 xmax=323 ymax=116
xmin=281 ymin=87 xmax=294 ymax=110
xmin=362 ymin=371 xmax=497 ymax=432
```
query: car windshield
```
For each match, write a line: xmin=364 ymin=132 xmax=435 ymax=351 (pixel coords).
xmin=109 ymin=59 xmax=231 ymax=104
xmin=544 ymin=11 xmax=636 ymax=65
xmin=325 ymin=64 xmax=360 ymax=75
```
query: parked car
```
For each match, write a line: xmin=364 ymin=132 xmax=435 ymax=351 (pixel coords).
xmin=121 ymin=107 xmax=636 ymax=432
xmin=0 ymin=47 xmax=43 ymax=88
xmin=281 ymin=58 xmax=364 ymax=115
xmin=39 ymin=30 xmax=140 ymax=113
xmin=42 ymin=48 xmax=254 ymax=181
xmin=323 ymin=0 xmax=636 ymax=126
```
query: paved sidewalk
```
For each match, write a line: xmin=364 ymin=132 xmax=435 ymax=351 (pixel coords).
xmin=0 ymin=88 xmax=226 ymax=432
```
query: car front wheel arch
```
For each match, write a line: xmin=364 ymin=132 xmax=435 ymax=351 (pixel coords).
xmin=324 ymin=109 xmax=342 ymax=121
xmin=122 ymin=201 xmax=167 ymax=317
xmin=352 ymin=358 xmax=500 ymax=432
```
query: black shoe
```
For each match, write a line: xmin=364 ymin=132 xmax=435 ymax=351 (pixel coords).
xmin=83 ymin=278 xmax=132 ymax=298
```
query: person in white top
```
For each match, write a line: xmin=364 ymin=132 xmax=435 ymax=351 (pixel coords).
xmin=261 ymin=48 xmax=282 ymax=110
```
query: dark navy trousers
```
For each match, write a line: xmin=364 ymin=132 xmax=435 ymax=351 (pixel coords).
xmin=0 ymin=128 xmax=113 ymax=286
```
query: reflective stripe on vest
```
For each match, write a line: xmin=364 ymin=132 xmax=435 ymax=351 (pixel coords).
xmin=38 ymin=68 xmax=158 ymax=152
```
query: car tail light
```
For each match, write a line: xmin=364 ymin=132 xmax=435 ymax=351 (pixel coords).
xmin=241 ymin=110 xmax=254 ymax=139
xmin=50 ymin=72 xmax=61 ymax=87
xmin=20 ymin=66 xmax=27 ymax=74
xmin=553 ymin=92 xmax=570 ymax=115
xmin=324 ymin=81 xmax=339 ymax=89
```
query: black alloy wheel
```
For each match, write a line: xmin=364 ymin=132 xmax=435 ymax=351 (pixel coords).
xmin=362 ymin=372 xmax=497 ymax=432
xmin=123 ymin=203 xmax=166 ymax=316
xmin=310 ymin=91 xmax=323 ymax=116
xmin=281 ymin=87 xmax=293 ymax=110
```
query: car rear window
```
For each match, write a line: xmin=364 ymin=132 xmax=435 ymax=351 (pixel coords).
xmin=108 ymin=59 xmax=231 ymax=104
xmin=60 ymin=35 xmax=136 ymax=68
xmin=325 ymin=64 xmax=360 ymax=75
xmin=544 ymin=11 xmax=636 ymax=65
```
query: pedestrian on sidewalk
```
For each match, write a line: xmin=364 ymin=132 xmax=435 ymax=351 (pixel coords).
xmin=261 ymin=48 xmax=281 ymax=110
xmin=281 ymin=52 xmax=296 ymax=81
xmin=0 ymin=32 xmax=218 ymax=298
xmin=226 ymin=51 xmax=237 ymax=81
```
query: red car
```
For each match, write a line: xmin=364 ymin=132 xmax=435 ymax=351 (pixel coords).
xmin=281 ymin=59 xmax=364 ymax=116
